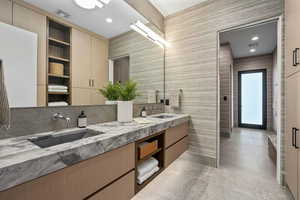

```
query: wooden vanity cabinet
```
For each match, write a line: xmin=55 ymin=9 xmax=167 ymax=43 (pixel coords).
xmin=164 ymin=123 xmax=189 ymax=167
xmin=165 ymin=136 xmax=188 ymax=167
xmin=165 ymin=123 xmax=188 ymax=148
xmin=87 ymin=171 xmax=135 ymax=200
xmin=0 ymin=143 xmax=135 ymax=200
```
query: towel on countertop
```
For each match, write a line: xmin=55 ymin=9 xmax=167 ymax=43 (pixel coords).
xmin=48 ymin=101 xmax=69 ymax=107
xmin=137 ymin=157 xmax=159 ymax=177
xmin=137 ymin=166 xmax=159 ymax=185
xmin=0 ymin=60 xmax=10 ymax=130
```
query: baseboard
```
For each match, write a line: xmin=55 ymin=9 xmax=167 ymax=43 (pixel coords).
xmin=183 ymin=150 xmax=217 ymax=168
xmin=220 ymin=131 xmax=231 ymax=138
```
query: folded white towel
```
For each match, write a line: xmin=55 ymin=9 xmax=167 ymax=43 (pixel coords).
xmin=137 ymin=157 xmax=159 ymax=177
xmin=0 ymin=60 xmax=10 ymax=130
xmin=137 ymin=166 xmax=159 ymax=185
xmin=48 ymin=88 xmax=68 ymax=93
xmin=48 ymin=85 xmax=68 ymax=90
xmin=48 ymin=102 xmax=68 ymax=106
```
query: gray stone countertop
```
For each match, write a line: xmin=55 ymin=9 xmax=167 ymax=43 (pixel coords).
xmin=0 ymin=113 xmax=189 ymax=192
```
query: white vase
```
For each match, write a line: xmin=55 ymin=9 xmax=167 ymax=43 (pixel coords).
xmin=117 ymin=101 xmax=133 ymax=122
xmin=105 ymin=100 xmax=117 ymax=105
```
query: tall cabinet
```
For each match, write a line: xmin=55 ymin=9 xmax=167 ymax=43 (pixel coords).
xmin=285 ymin=0 xmax=300 ymax=199
xmin=71 ymin=28 xmax=108 ymax=105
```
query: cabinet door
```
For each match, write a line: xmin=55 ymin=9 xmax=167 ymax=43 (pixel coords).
xmin=285 ymin=72 xmax=300 ymax=200
xmin=0 ymin=0 xmax=12 ymax=24
xmin=72 ymin=88 xmax=91 ymax=105
xmin=90 ymin=88 xmax=105 ymax=105
xmin=285 ymin=0 xmax=300 ymax=77
xmin=91 ymin=36 xmax=108 ymax=89
xmin=72 ymin=28 xmax=91 ymax=88
xmin=13 ymin=3 xmax=47 ymax=86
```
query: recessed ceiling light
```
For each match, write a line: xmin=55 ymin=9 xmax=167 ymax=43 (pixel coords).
xmin=106 ymin=18 xmax=113 ymax=23
xmin=250 ymin=48 xmax=256 ymax=53
xmin=252 ymin=36 xmax=259 ymax=41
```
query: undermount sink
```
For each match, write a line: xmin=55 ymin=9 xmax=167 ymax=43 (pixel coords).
xmin=28 ymin=129 xmax=104 ymax=148
xmin=152 ymin=115 xmax=176 ymax=119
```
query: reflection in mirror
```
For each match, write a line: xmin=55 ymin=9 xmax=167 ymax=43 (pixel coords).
xmin=109 ymin=24 xmax=165 ymax=104
xmin=0 ymin=0 xmax=165 ymax=107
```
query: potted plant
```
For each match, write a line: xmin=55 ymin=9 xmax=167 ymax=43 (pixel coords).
xmin=99 ymin=82 xmax=121 ymax=105
xmin=118 ymin=80 xmax=138 ymax=122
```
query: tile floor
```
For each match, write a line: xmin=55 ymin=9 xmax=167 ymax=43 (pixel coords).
xmin=133 ymin=128 xmax=292 ymax=200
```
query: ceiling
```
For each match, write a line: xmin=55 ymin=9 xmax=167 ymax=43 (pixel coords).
xmin=149 ymin=0 xmax=209 ymax=17
xmin=24 ymin=0 xmax=148 ymax=38
xmin=220 ymin=22 xmax=277 ymax=58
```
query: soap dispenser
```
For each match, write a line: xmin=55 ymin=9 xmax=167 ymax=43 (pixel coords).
xmin=140 ymin=107 xmax=147 ymax=118
xmin=78 ymin=111 xmax=87 ymax=128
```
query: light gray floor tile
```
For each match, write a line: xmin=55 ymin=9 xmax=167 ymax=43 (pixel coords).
xmin=132 ymin=128 xmax=292 ymax=200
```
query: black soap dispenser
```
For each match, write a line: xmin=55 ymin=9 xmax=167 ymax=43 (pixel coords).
xmin=78 ymin=111 xmax=87 ymax=128
xmin=140 ymin=107 xmax=147 ymax=118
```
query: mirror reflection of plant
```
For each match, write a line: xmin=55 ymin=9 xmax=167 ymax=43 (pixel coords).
xmin=99 ymin=82 xmax=121 ymax=101
xmin=119 ymin=80 xmax=139 ymax=101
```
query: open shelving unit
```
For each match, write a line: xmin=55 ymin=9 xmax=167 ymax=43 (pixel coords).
xmin=135 ymin=131 xmax=165 ymax=193
xmin=46 ymin=19 xmax=72 ymax=106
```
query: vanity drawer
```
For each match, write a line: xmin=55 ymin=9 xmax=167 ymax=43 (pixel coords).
xmin=0 ymin=143 xmax=135 ymax=200
xmin=165 ymin=136 xmax=188 ymax=167
xmin=165 ymin=123 xmax=188 ymax=148
xmin=65 ymin=143 xmax=135 ymax=200
xmin=87 ymin=171 xmax=135 ymax=200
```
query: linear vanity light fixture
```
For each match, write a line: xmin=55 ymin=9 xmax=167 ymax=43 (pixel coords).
xmin=74 ymin=0 xmax=110 ymax=9
xmin=130 ymin=21 xmax=169 ymax=48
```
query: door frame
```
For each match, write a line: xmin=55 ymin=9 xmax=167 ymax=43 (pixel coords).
xmin=238 ymin=69 xmax=267 ymax=129
xmin=216 ymin=16 xmax=283 ymax=184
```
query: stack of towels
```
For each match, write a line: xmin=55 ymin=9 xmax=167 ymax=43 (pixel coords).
xmin=48 ymin=101 xmax=69 ymax=107
xmin=137 ymin=157 xmax=159 ymax=185
xmin=48 ymin=85 xmax=68 ymax=93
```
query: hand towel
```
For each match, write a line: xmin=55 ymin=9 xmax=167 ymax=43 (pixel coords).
xmin=137 ymin=166 xmax=159 ymax=185
xmin=0 ymin=60 xmax=10 ymax=130
xmin=170 ymin=90 xmax=181 ymax=108
xmin=137 ymin=157 xmax=159 ymax=177
xmin=147 ymin=90 xmax=157 ymax=104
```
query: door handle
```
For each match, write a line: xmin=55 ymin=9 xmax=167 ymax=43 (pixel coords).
xmin=292 ymin=128 xmax=295 ymax=147
xmin=89 ymin=79 xmax=91 ymax=87
xmin=295 ymin=128 xmax=299 ymax=149
xmin=293 ymin=48 xmax=300 ymax=66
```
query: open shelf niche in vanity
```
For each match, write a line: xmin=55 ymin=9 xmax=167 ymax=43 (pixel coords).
xmin=135 ymin=131 xmax=165 ymax=193
xmin=46 ymin=19 xmax=72 ymax=106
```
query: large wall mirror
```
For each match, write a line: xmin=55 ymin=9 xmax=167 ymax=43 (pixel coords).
xmin=0 ymin=0 xmax=165 ymax=108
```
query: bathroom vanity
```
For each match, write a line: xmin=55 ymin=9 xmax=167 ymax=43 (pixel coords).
xmin=0 ymin=114 xmax=189 ymax=200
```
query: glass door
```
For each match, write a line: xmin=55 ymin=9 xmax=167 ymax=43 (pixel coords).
xmin=238 ymin=69 xmax=267 ymax=129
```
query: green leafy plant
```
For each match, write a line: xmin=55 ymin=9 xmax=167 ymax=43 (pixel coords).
xmin=119 ymin=80 xmax=139 ymax=101
xmin=99 ymin=82 xmax=121 ymax=101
